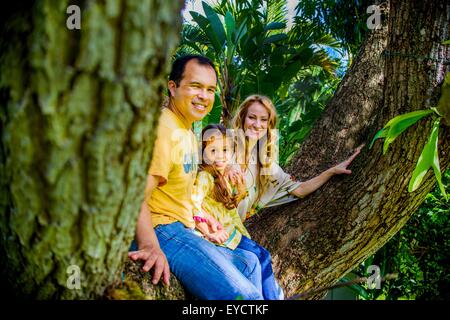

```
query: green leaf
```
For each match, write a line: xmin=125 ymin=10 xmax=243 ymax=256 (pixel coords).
xmin=340 ymin=277 xmax=371 ymax=300
xmin=442 ymin=39 xmax=450 ymax=45
xmin=263 ymin=33 xmax=288 ymax=44
xmin=202 ymin=93 xmax=222 ymax=127
xmin=190 ymin=11 xmax=221 ymax=54
xmin=184 ymin=42 xmax=204 ymax=55
xmin=260 ymin=81 xmax=275 ymax=98
xmin=287 ymin=119 xmax=303 ymax=134
xmin=202 ymin=2 xmax=226 ymax=49
xmin=264 ymin=22 xmax=286 ymax=31
xmin=235 ymin=21 xmax=248 ymax=43
xmin=383 ymin=109 xmax=433 ymax=130
xmin=380 ymin=109 xmax=434 ymax=154
xmin=224 ymin=11 xmax=236 ymax=63
xmin=408 ymin=119 xmax=447 ymax=200
xmin=189 ymin=11 xmax=209 ymax=30
xmin=444 ymin=72 xmax=450 ymax=85
xmin=369 ymin=128 xmax=388 ymax=149
xmin=224 ymin=11 xmax=236 ymax=44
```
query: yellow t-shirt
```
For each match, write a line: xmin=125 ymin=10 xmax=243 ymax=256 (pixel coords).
xmin=147 ymin=108 xmax=198 ymax=228
xmin=192 ymin=171 xmax=251 ymax=250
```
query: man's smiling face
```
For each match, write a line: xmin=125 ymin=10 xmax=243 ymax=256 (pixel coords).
xmin=168 ymin=59 xmax=217 ymax=126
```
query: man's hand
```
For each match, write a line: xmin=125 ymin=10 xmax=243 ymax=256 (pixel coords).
xmin=206 ymin=229 xmax=229 ymax=244
xmin=128 ymin=245 xmax=170 ymax=286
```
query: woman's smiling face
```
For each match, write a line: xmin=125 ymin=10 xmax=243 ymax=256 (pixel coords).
xmin=243 ymin=102 xmax=269 ymax=140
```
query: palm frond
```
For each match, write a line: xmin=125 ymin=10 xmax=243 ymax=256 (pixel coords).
xmin=265 ymin=0 xmax=288 ymax=24
xmin=180 ymin=24 xmax=209 ymax=45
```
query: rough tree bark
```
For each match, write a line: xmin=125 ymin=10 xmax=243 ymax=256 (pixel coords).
xmin=0 ymin=0 xmax=184 ymax=299
xmin=247 ymin=0 xmax=450 ymax=298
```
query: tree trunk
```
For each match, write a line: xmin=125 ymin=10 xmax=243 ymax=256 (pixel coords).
xmin=247 ymin=0 xmax=450 ymax=298
xmin=0 ymin=0 xmax=183 ymax=299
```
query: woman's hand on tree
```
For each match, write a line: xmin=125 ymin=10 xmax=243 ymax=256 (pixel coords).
xmin=330 ymin=144 xmax=365 ymax=175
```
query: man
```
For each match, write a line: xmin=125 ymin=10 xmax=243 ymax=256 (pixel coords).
xmin=128 ymin=55 xmax=264 ymax=300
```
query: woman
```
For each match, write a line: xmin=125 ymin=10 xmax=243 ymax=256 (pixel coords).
xmin=229 ymin=94 xmax=362 ymax=223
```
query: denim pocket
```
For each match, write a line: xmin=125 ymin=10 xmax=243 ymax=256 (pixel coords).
xmin=155 ymin=222 xmax=181 ymax=243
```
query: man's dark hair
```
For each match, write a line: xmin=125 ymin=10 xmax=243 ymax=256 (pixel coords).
xmin=167 ymin=55 xmax=217 ymax=97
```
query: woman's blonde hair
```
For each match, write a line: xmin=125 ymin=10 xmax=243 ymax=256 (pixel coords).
xmin=232 ymin=94 xmax=279 ymax=203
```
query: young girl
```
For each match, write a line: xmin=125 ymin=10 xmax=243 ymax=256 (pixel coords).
xmin=192 ymin=124 xmax=284 ymax=300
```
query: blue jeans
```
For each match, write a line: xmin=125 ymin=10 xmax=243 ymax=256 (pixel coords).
xmin=131 ymin=222 xmax=263 ymax=300
xmin=237 ymin=236 xmax=284 ymax=300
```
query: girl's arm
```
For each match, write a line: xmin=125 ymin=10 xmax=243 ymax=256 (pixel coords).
xmin=192 ymin=172 xmax=228 ymax=242
xmin=192 ymin=172 xmax=219 ymax=229
xmin=290 ymin=145 xmax=363 ymax=198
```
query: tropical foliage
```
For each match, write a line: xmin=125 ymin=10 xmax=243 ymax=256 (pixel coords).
xmin=277 ymin=66 xmax=339 ymax=165
xmin=370 ymin=72 xmax=450 ymax=200
xmin=179 ymin=0 xmax=340 ymax=126
xmin=295 ymin=0 xmax=373 ymax=56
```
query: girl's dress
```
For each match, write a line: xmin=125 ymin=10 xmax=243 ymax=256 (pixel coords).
xmin=192 ymin=170 xmax=285 ymax=299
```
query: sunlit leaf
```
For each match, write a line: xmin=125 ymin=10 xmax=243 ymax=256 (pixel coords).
xmin=408 ymin=119 xmax=447 ymax=200
xmin=202 ymin=92 xmax=222 ymax=127
xmin=369 ymin=128 xmax=388 ymax=149
xmin=369 ymin=109 xmax=434 ymax=154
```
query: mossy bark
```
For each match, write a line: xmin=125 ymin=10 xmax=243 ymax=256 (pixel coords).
xmin=246 ymin=0 xmax=450 ymax=299
xmin=104 ymin=260 xmax=188 ymax=300
xmin=0 ymin=0 xmax=183 ymax=299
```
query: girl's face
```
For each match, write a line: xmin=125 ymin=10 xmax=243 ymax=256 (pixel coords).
xmin=243 ymin=102 xmax=269 ymax=140
xmin=203 ymin=135 xmax=231 ymax=173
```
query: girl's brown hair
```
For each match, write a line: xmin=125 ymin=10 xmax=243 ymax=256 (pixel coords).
xmin=200 ymin=124 xmax=246 ymax=210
